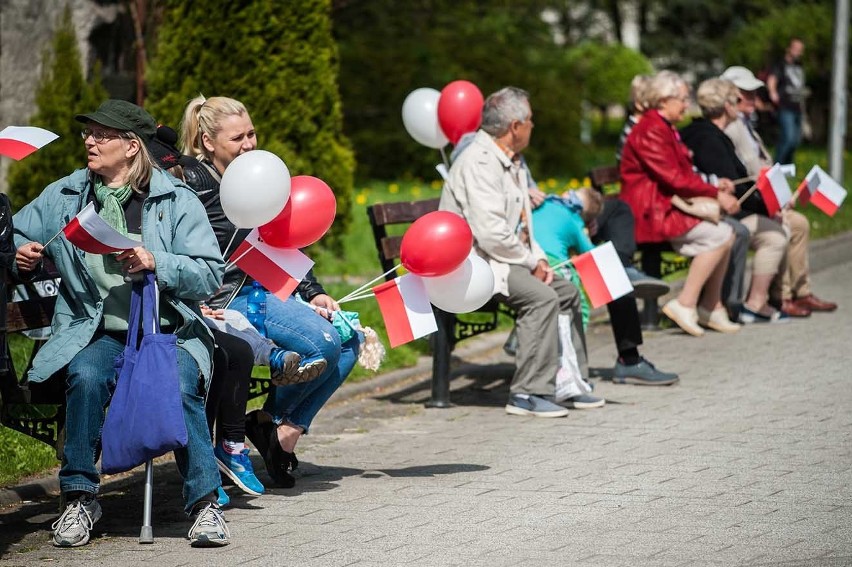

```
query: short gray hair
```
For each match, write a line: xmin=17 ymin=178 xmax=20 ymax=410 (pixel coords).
xmin=696 ymin=78 xmax=738 ymax=119
xmin=645 ymin=70 xmax=688 ymax=109
xmin=481 ymin=87 xmax=530 ymax=137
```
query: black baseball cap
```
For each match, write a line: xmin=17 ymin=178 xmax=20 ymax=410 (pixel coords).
xmin=75 ymin=99 xmax=157 ymax=140
xmin=148 ymin=125 xmax=196 ymax=170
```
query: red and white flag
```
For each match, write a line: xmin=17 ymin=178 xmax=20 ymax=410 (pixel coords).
xmin=373 ymin=274 xmax=437 ymax=348
xmin=63 ymin=202 xmax=142 ymax=254
xmin=756 ymin=163 xmax=792 ymax=217
xmin=796 ymin=165 xmax=822 ymax=207
xmin=571 ymin=241 xmax=634 ymax=309
xmin=810 ymin=171 xmax=847 ymax=217
xmin=0 ymin=126 xmax=59 ymax=160
xmin=231 ymin=229 xmax=314 ymax=302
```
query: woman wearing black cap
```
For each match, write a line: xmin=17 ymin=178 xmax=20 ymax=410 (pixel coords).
xmin=13 ymin=99 xmax=231 ymax=548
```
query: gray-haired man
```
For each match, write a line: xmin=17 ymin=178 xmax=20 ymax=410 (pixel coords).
xmin=439 ymin=87 xmax=593 ymax=417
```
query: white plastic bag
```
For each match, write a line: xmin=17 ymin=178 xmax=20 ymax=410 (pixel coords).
xmin=554 ymin=313 xmax=591 ymax=402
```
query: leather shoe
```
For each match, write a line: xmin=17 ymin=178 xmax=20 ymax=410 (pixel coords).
xmin=780 ymin=299 xmax=811 ymax=318
xmin=794 ymin=294 xmax=837 ymax=312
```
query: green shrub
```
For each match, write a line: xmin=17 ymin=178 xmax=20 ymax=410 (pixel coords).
xmin=146 ymin=0 xmax=355 ymax=248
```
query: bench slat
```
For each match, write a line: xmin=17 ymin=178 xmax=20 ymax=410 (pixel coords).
xmin=370 ymin=199 xmax=439 ymax=226
xmin=588 ymin=165 xmax=620 ymax=191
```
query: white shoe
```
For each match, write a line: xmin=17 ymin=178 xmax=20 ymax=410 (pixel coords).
xmin=697 ymin=307 xmax=742 ymax=333
xmin=662 ymin=299 xmax=704 ymax=337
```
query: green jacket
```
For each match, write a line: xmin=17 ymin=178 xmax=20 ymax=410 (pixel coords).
xmin=12 ymin=168 xmax=225 ymax=384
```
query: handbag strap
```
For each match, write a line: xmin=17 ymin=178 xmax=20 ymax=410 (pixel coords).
xmin=140 ymin=271 xmax=161 ymax=337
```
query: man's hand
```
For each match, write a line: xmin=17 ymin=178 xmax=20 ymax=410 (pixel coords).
xmin=309 ymin=294 xmax=339 ymax=320
xmin=718 ymin=192 xmax=741 ymax=215
xmin=200 ymin=304 xmax=226 ymax=320
xmin=16 ymin=242 xmax=43 ymax=272
xmin=532 ymin=259 xmax=554 ymax=285
xmin=528 ymin=187 xmax=546 ymax=209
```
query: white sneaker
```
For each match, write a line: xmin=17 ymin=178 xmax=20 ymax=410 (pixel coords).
xmin=697 ymin=307 xmax=742 ymax=333
xmin=662 ymin=299 xmax=704 ymax=337
xmin=52 ymin=494 xmax=102 ymax=547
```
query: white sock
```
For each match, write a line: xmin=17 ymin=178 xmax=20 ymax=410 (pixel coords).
xmin=222 ymin=440 xmax=245 ymax=454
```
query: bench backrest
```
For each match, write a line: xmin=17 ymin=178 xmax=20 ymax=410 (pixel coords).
xmin=588 ymin=165 xmax=621 ymax=193
xmin=367 ymin=198 xmax=440 ymax=280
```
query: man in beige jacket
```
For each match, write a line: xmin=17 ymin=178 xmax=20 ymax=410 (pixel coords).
xmin=439 ymin=87 xmax=588 ymax=418
xmin=721 ymin=66 xmax=837 ymax=316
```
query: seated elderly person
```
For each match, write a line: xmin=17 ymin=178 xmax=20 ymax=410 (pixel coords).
xmin=619 ymin=71 xmax=741 ymax=337
xmin=681 ymin=78 xmax=789 ymax=323
xmin=721 ymin=65 xmax=837 ymax=316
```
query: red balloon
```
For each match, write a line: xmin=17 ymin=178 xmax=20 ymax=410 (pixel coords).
xmin=258 ymin=176 xmax=337 ymax=248
xmin=400 ymin=211 xmax=473 ymax=277
xmin=437 ymin=80 xmax=484 ymax=145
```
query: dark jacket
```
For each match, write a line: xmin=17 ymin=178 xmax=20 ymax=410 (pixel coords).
xmin=680 ymin=117 xmax=768 ymax=218
xmin=183 ymin=159 xmax=327 ymax=309
xmin=619 ymin=110 xmax=718 ymax=243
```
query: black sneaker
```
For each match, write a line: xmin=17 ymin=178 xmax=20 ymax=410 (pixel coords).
xmin=613 ymin=357 xmax=679 ymax=386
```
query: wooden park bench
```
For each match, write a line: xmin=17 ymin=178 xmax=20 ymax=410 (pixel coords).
xmin=367 ymin=198 xmax=514 ymax=407
xmin=588 ymin=165 xmax=690 ymax=329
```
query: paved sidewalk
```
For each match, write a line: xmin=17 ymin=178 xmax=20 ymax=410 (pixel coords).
xmin=2 ymin=259 xmax=852 ymax=566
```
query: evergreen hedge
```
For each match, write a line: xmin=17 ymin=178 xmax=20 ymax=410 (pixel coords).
xmin=145 ymin=0 xmax=354 ymax=247
xmin=6 ymin=7 xmax=107 ymax=212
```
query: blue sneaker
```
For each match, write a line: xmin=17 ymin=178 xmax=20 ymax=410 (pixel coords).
xmin=269 ymin=349 xmax=302 ymax=386
xmin=216 ymin=486 xmax=230 ymax=507
xmin=505 ymin=394 xmax=570 ymax=418
xmin=213 ymin=444 xmax=265 ymax=496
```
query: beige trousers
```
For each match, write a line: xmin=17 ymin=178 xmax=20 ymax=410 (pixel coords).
xmin=770 ymin=209 xmax=811 ymax=301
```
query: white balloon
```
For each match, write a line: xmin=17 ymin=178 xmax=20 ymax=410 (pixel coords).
xmin=402 ymin=88 xmax=450 ymax=149
xmin=220 ymin=150 xmax=291 ymax=228
xmin=424 ymin=253 xmax=495 ymax=313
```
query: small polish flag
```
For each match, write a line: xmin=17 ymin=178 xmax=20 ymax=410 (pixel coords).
xmin=571 ymin=241 xmax=634 ymax=309
xmin=796 ymin=165 xmax=821 ymax=207
xmin=373 ymin=274 xmax=438 ymax=348
xmin=810 ymin=172 xmax=847 ymax=217
xmin=63 ymin=202 xmax=142 ymax=254
xmin=231 ymin=229 xmax=314 ymax=302
xmin=0 ymin=126 xmax=59 ymax=160
xmin=756 ymin=163 xmax=792 ymax=217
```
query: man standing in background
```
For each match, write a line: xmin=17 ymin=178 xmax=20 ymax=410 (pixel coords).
xmin=767 ymin=38 xmax=807 ymax=165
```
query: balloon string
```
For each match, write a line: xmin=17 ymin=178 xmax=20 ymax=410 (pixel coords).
xmin=223 ymin=230 xmax=240 ymax=259
xmin=337 ymin=264 xmax=401 ymax=303
xmin=338 ymin=292 xmax=374 ymax=305
xmin=439 ymin=146 xmax=450 ymax=168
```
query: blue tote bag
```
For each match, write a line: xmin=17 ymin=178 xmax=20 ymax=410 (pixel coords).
xmin=101 ymin=271 xmax=188 ymax=474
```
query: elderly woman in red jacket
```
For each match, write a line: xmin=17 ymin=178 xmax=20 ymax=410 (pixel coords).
xmin=620 ymin=71 xmax=741 ymax=337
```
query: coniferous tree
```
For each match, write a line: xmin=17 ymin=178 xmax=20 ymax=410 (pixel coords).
xmin=7 ymin=7 xmax=107 ymax=212
xmin=146 ymin=0 xmax=355 ymax=247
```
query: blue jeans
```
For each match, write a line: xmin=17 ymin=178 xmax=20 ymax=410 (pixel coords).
xmin=229 ymin=291 xmax=360 ymax=433
xmin=775 ymin=108 xmax=801 ymax=165
xmin=61 ymin=333 xmax=220 ymax=514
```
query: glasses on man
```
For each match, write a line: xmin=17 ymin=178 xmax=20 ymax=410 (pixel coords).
xmin=80 ymin=128 xmax=125 ymax=143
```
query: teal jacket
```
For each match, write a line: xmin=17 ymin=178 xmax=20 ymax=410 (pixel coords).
xmin=12 ymin=168 xmax=225 ymax=384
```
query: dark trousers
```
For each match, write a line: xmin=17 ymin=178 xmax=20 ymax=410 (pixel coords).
xmin=594 ymin=198 xmax=643 ymax=356
xmin=721 ymin=216 xmax=750 ymax=313
xmin=206 ymin=329 xmax=253 ymax=444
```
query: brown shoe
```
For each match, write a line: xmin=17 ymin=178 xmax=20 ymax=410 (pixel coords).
xmin=781 ymin=299 xmax=811 ymax=317
xmin=794 ymin=294 xmax=838 ymax=312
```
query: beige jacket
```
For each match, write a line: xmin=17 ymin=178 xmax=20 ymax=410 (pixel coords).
xmin=724 ymin=114 xmax=772 ymax=177
xmin=439 ymin=130 xmax=546 ymax=296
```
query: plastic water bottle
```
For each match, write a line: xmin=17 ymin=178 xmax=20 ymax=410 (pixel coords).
xmin=246 ymin=281 xmax=267 ymax=337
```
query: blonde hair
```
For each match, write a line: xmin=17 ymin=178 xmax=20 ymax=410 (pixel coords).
xmin=629 ymin=74 xmax=651 ymax=114
xmin=696 ymin=78 xmax=739 ymax=119
xmin=645 ymin=70 xmax=689 ymax=109
xmin=122 ymin=132 xmax=154 ymax=193
xmin=180 ymin=95 xmax=249 ymax=161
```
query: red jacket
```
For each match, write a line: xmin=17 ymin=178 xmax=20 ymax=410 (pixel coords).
xmin=619 ymin=110 xmax=719 ymax=243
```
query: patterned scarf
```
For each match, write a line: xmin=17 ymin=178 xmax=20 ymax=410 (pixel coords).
xmin=94 ymin=179 xmax=133 ymax=236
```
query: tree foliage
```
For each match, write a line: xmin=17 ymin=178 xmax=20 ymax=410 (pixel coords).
xmin=6 ymin=7 xmax=107 ymax=212
xmin=146 ymin=0 xmax=355 ymax=247
xmin=566 ymin=41 xmax=652 ymax=107
xmin=333 ymin=0 xmax=583 ymax=180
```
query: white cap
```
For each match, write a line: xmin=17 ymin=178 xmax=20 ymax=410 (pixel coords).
xmin=720 ymin=66 xmax=765 ymax=91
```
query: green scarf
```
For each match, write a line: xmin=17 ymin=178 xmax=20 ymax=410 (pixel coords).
xmin=94 ymin=179 xmax=133 ymax=235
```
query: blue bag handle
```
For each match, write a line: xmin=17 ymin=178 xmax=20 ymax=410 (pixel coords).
xmin=126 ymin=271 xmax=159 ymax=349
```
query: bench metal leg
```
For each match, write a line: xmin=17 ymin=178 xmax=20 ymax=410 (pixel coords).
xmin=139 ymin=460 xmax=154 ymax=544
xmin=426 ymin=309 xmax=453 ymax=408
xmin=640 ymin=298 xmax=661 ymax=331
